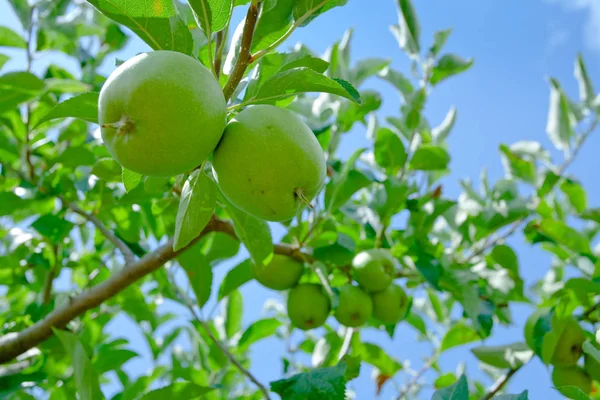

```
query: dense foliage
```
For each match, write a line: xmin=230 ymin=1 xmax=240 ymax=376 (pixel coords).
xmin=0 ymin=0 xmax=599 ymax=399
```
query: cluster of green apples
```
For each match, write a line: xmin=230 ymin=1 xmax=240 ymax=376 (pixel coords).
xmin=525 ymin=310 xmax=600 ymax=395
xmin=98 ymin=51 xmax=326 ymax=222
xmin=253 ymin=249 xmax=410 ymax=330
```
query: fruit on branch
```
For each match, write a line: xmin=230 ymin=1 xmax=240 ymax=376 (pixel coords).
xmin=551 ymin=366 xmax=592 ymax=395
xmin=212 ymin=105 xmax=326 ymax=222
xmin=252 ymin=254 xmax=304 ymax=290
xmin=371 ymin=283 xmax=409 ymax=324
xmin=351 ymin=249 xmax=397 ymax=292
xmin=584 ymin=341 xmax=600 ymax=382
xmin=99 ymin=50 xmax=226 ymax=177
xmin=551 ymin=317 xmax=586 ymax=367
xmin=287 ymin=283 xmax=331 ymax=330
xmin=334 ymin=285 xmax=373 ymax=327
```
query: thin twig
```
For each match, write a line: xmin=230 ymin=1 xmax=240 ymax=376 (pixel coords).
xmin=64 ymin=199 xmax=136 ymax=265
xmin=222 ymin=0 xmax=261 ymax=101
xmin=480 ymin=365 xmax=523 ymax=400
xmin=42 ymin=245 xmax=60 ymax=304
xmin=214 ymin=29 xmax=227 ymax=79
xmin=396 ymin=353 xmax=438 ymax=399
xmin=173 ymin=284 xmax=272 ymax=399
xmin=23 ymin=5 xmax=36 ymax=181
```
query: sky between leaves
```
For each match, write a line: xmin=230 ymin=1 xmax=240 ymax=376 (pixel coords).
xmin=2 ymin=0 xmax=600 ymax=398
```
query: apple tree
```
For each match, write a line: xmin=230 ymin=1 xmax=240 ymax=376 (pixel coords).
xmin=0 ymin=0 xmax=599 ymax=399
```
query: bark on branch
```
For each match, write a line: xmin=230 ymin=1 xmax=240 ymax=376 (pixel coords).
xmin=0 ymin=217 xmax=307 ymax=364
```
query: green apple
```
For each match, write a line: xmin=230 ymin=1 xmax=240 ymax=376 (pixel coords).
xmin=99 ymin=50 xmax=226 ymax=177
xmin=371 ymin=283 xmax=409 ymax=324
xmin=287 ymin=283 xmax=331 ymax=330
xmin=334 ymin=285 xmax=373 ymax=327
xmin=212 ymin=105 xmax=326 ymax=221
xmin=551 ymin=317 xmax=586 ymax=366
xmin=584 ymin=341 xmax=600 ymax=382
xmin=552 ymin=366 xmax=592 ymax=395
xmin=352 ymin=249 xmax=396 ymax=292
xmin=253 ymin=254 xmax=304 ymax=291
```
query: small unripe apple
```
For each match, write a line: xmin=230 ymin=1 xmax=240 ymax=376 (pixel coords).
xmin=287 ymin=283 xmax=331 ymax=330
xmin=212 ymin=105 xmax=326 ymax=221
xmin=584 ymin=341 xmax=600 ymax=382
xmin=552 ymin=366 xmax=592 ymax=395
xmin=351 ymin=249 xmax=396 ymax=292
xmin=99 ymin=50 xmax=226 ymax=177
xmin=371 ymin=283 xmax=409 ymax=324
xmin=551 ymin=317 xmax=585 ymax=367
xmin=252 ymin=254 xmax=304 ymax=291
xmin=334 ymin=285 xmax=373 ymax=327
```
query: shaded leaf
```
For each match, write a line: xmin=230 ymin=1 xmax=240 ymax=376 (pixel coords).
xmin=0 ymin=26 xmax=27 ymax=48
xmin=0 ymin=72 xmax=45 ymax=114
xmin=432 ymin=374 xmax=468 ymax=400
xmin=270 ymin=361 xmax=347 ymax=400
xmin=409 ymin=145 xmax=450 ymax=170
xmin=173 ymin=170 xmax=217 ymax=251
xmin=139 ymin=382 xmax=215 ymax=400
xmin=238 ymin=318 xmax=281 ymax=351
xmin=430 ymin=54 xmax=473 ymax=85
xmin=218 ymin=259 xmax=253 ymax=300
xmin=34 ymin=92 xmax=99 ymax=127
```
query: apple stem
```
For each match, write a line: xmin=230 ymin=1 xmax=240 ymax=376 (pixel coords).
xmin=101 ymin=115 xmax=134 ymax=135
xmin=295 ymin=188 xmax=313 ymax=209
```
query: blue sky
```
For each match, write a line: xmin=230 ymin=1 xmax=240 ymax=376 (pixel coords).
xmin=2 ymin=0 xmax=600 ymax=399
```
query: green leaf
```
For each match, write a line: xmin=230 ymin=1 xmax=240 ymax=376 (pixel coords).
xmin=252 ymin=0 xmax=294 ymax=53
xmin=292 ymin=0 xmax=348 ymax=27
xmin=351 ymin=58 xmax=389 ymax=86
xmin=32 ymin=214 xmax=74 ymax=241
xmin=432 ymin=107 xmax=456 ymax=142
xmin=0 ymin=26 xmax=27 ymax=48
xmin=178 ymin=247 xmax=212 ymax=308
xmin=46 ymin=79 xmax=92 ymax=94
xmin=0 ymin=192 xmax=28 ymax=216
xmin=527 ymin=219 xmax=591 ymax=255
xmin=583 ymin=340 xmax=600 ymax=364
xmin=221 ymin=195 xmax=273 ymax=265
xmin=430 ymin=54 xmax=473 ymax=85
xmin=495 ymin=391 xmax=529 ymax=400
xmin=94 ymin=349 xmax=138 ymax=373
xmin=139 ymin=382 xmax=215 ymax=400
xmin=574 ymin=53 xmax=594 ymax=105
xmin=270 ymin=361 xmax=347 ymax=400
xmin=246 ymin=67 xmax=360 ymax=106
xmin=87 ymin=0 xmax=193 ymax=54
xmin=122 ymin=168 xmax=142 ymax=193
xmin=391 ymin=0 xmax=420 ymax=58
xmin=0 ymin=71 xmax=45 ymax=114
xmin=409 ymin=145 xmax=450 ymax=170
xmin=53 ymin=329 xmax=105 ymax=400
xmin=378 ymin=66 xmax=413 ymax=100
xmin=0 ymin=53 xmax=9 ymax=71
xmin=173 ymin=170 xmax=217 ymax=251
xmin=325 ymin=148 xmax=372 ymax=211
xmin=552 ymin=386 xmax=591 ymax=400
xmin=245 ymin=51 xmax=329 ymax=101
xmin=546 ymin=78 xmax=575 ymax=152
xmin=225 ymin=289 xmax=243 ymax=338
xmin=560 ymin=179 xmax=587 ymax=214
xmin=429 ymin=28 xmax=452 ymax=57
xmin=189 ymin=0 xmax=232 ymax=36
xmin=471 ymin=342 xmax=533 ymax=369
xmin=56 ymin=147 xmax=96 ymax=169
xmin=357 ymin=342 xmax=402 ymax=377
xmin=374 ymin=127 xmax=406 ymax=174
xmin=431 ymin=374 xmax=468 ymax=400
xmin=92 ymin=158 xmax=122 ymax=181
xmin=441 ymin=322 xmax=479 ymax=352
xmin=218 ymin=259 xmax=253 ymax=300
xmin=499 ymin=144 xmax=536 ymax=183
xmin=238 ymin=318 xmax=281 ymax=351
xmin=34 ymin=92 xmax=99 ymax=127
